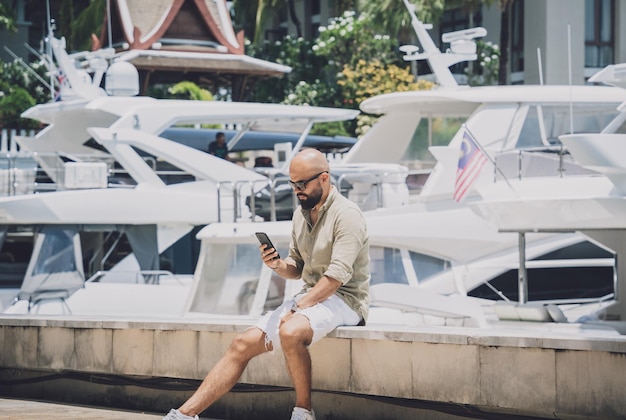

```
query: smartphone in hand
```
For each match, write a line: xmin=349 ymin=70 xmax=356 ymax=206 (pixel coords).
xmin=255 ymin=232 xmax=280 ymax=259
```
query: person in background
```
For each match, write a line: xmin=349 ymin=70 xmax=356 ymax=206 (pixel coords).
xmin=162 ymin=149 xmax=370 ymax=420
xmin=208 ymin=131 xmax=229 ymax=160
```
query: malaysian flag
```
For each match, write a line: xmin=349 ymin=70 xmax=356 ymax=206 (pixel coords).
xmin=54 ymin=70 xmax=67 ymax=102
xmin=454 ymin=129 xmax=488 ymax=202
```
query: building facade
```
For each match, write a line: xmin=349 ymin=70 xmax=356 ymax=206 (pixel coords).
xmin=2 ymin=0 xmax=625 ymax=87
xmin=265 ymin=0 xmax=626 ymax=86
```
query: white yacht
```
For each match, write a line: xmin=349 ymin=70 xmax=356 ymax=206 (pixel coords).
xmin=176 ymin=10 xmax=626 ymax=335
xmin=468 ymin=63 xmax=626 ymax=326
xmin=0 ymin=31 xmax=413 ymax=314
xmin=0 ymin=34 xmax=359 ymax=312
xmin=6 ymin=5 xmax=626 ymax=338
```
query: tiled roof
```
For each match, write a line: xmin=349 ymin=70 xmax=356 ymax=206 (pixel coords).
xmin=102 ymin=0 xmax=242 ymax=54
xmin=123 ymin=0 xmax=172 ymax=45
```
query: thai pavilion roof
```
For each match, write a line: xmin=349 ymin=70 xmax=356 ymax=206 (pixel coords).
xmin=94 ymin=0 xmax=290 ymax=99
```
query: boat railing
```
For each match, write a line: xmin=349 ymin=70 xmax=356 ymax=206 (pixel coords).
xmin=336 ymin=172 xmax=385 ymax=209
xmin=234 ymin=178 xmax=272 ymax=221
xmin=269 ymin=175 xmax=298 ymax=221
xmin=0 ymin=152 xmax=38 ymax=195
xmin=492 ymin=145 xmax=598 ymax=182
xmin=531 ymin=293 xmax=615 ymax=307
xmin=0 ymin=150 xmax=212 ymax=195
xmin=216 ymin=180 xmax=233 ymax=222
xmin=216 ymin=178 xmax=271 ymax=222
xmin=86 ymin=269 xmax=185 ymax=285
xmin=0 ymin=151 xmax=118 ymax=195
xmin=86 ymin=231 xmax=115 ymax=276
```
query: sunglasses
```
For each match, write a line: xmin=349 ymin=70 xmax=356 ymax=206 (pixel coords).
xmin=288 ymin=171 xmax=328 ymax=191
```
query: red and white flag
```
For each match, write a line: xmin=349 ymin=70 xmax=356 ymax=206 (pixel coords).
xmin=454 ymin=129 xmax=488 ymax=202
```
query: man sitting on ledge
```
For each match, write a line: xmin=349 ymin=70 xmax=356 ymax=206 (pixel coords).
xmin=162 ymin=149 xmax=370 ymax=420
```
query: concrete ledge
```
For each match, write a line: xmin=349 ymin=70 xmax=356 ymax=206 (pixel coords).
xmin=1 ymin=315 xmax=626 ymax=419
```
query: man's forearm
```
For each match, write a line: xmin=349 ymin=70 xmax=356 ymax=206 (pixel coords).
xmin=295 ymin=276 xmax=341 ymax=309
xmin=271 ymin=258 xmax=301 ymax=279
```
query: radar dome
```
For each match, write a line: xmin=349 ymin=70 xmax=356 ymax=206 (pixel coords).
xmin=105 ymin=61 xmax=139 ymax=96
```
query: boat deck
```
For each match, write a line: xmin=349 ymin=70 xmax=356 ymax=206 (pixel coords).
xmin=1 ymin=315 xmax=625 ymax=419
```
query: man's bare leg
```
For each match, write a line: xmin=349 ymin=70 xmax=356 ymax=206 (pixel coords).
xmin=177 ymin=327 xmax=269 ymax=417
xmin=279 ymin=315 xmax=314 ymax=410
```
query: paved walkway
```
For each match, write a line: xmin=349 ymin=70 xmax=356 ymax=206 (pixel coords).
xmin=0 ymin=398 xmax=164 ymax=420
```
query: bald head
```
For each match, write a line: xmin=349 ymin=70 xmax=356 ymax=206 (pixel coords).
xmin=289 ymin=148 xmax=329 ymax=175
xmin=289 ymin=149 xmax=331 ymax=210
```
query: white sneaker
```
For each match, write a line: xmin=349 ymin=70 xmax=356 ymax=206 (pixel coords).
xmin=162 ymin=408 xmax=199 ymax=420
xmin=290 ymin=406 xmax=316 ymax=420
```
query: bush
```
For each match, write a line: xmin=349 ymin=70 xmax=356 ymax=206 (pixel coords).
xmin=465 ymin=41 xmax=500 ymax=86
xmin=0 ymin=87 xmax=38 ymax=129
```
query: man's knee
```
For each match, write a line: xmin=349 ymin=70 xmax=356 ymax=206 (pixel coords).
xmin=228 ymin=333 xmax=249 ymax=354
xmin=279 ymin=318 xmax=313 ymax=346
xmin=228 ymin=328 xmax=266 ymax=356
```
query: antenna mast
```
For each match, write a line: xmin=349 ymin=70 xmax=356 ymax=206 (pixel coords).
xmin=46 ymin=0 xmax=54 ymax=101
xmin=400 ymin=0 xmax=486 ymax=87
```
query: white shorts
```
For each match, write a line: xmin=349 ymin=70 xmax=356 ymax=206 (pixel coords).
xmin=254 ymin=293 xmax=360 ymax=352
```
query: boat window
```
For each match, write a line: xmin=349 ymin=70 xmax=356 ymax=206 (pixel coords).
xmin=409 ymin=251 xmax=450 ymax=282
xmin=370 ymin=246 xmax=450 ymax=286
xmin=614 ymin=117 xmax=626 ymax=134
xmin=534 ymin=240 xmax=613 ymax=260
xmin=402 ymin=117 xmax=465 ymax=163
xmin=468 ymin=241 xmax=615 ymax=302
xmin=517 ymin=104 xmax=621 ymax=148
xmin=370 ymin=246 xmax=409 ymax=286
xmin=189 ymin=242 xmax=288 ymax=315
xmin=32 ymin=229 xmax=77 ymax=275
xmin=469 ymin=266 xmax=614 ymax=302
xmin=130 ymin=146 xmax=194 ymax=185
xmin=0 ymin=228 xmax=27 ymax=286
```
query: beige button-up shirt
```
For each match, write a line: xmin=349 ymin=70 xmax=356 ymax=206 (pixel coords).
xmin=286 ymin=186 xmax=370 ymax=322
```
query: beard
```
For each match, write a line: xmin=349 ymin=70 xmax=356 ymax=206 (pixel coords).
xmin=297 ymin=186 xmax=323 ymax=210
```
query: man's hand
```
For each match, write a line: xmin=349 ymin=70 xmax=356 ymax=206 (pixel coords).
xmin=260 ymin=244 xmax=280 ymax=269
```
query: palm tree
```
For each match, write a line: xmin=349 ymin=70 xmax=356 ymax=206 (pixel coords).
xmin=233 ymin=0 xmax=303 ymax=44
xmin=360 ymin=0 xmax=446 ymax=37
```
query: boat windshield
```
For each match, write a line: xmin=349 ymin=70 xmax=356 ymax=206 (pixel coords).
xmin=32 ymin=229 xmax=77 ymax=275
xmin=516 ymin=103 xmax=623 ymax=148
xmin=188 ymin=242 xmax=288 ymax=315
xmin=370 ymin=246 xmax=450 ymax=286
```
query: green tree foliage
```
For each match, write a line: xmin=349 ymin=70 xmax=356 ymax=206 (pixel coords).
xmin=0 ymin=87 xmax=37 ymax=129
xmin=230 ymin=0 xmax=257 ymax=41
xmin=246 ymin=35 xmax=326 ymax=104
xmin=338 ymin=59 xmax=433 ymax=136
xmin=249 ymin=10 xmax=433 ymax=137
xmin=0 ymin=59 xmax=51 ymax=104
xmin=58 ymin=0 xmax=74 ymax=51
xmin=360 ymin=0 xmax=446 ymax=39
xmin=0 ymin=1 xmax=16 ymax=32
xmin=464 ymin=40 xmax=500 ymax=86
xmin=163 ymin=81 xmax=222 ymax=129
xmin=168 ymin=81 xmax=214 ymax=101
xmin=0 ymin=58 xmax=51 ymax=130
xmin=250 ymin=0 xmax=305 ymax=44
xmin=313 ymin=11 xmax=400 ymax=73
xmin=71 ymin=0 xmax=105 ymax=52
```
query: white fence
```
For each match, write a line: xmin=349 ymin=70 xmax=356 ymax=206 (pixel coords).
xmin=0 ymin=129 xmax=38 ymax=195
xmin=0 ymin=128 xmax=37 ymax=153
